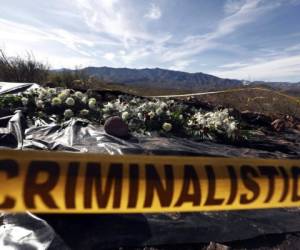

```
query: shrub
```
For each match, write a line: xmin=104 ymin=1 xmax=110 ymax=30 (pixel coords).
xmin=0 ymin=49 xmax=49 ymax=83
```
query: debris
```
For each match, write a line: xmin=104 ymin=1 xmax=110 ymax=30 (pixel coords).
xmin=207 ymin=242 xmax=230 ymax=250
xmin=272 ymin=115 xmax=298 ymax=132
xmin=272 ymin=119 xmax=286 ymax=132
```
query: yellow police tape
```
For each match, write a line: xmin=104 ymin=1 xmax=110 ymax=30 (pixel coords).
xmin=0 ymin=149 xmax=299 ymax=213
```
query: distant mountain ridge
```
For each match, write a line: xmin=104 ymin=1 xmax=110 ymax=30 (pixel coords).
xmin=59 ymin=66 xmax=300 ymax=94
xmin=79 ymin=66 xmax=243 ymax=91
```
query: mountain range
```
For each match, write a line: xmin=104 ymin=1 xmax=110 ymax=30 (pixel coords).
xmin=62 ymin=66 xmax=300 ymax=94
xmin=79 ymin=67 xmax=243 ymax=91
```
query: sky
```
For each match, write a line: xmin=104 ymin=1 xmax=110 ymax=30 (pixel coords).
xmin=0 ymin=0 xmax=300 ymax=82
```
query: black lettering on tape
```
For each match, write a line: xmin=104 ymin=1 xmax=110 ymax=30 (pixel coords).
xmin=0 ymin=150 xmax=299 ymax=213
xmin=144 ymin=164 xmax=174 ymax=208
xmin=240 ymin=165 xmax=260 ymax=204
xmin=175 ymin=165 xmax=201 ymax=207
xmin=0 ymin=160 xmax=18 ymax=209
xmin=204 ymin=165 xmax=224 ymax=206
xmin=24 ymin=161 xmax=60 ymax=209
xmin=65 ymin=162 xmax=80 ymax=209
xmin=226 ymin=165 xmax=238 ymax=205
xmin=84 ymin=163 xmax=123 ymax=209
xmin=292 ymin=166 xmax=300 ymax=202
xmin=279 ymin=167 xmax=289 ymax=202
xmin=127 ymin=164 xmax=139 ymax=208
xmin=258 ymin=166 xmax=279 ymax=203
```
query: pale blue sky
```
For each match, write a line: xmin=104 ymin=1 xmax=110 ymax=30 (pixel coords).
xmin=0 ymin=0 xmax=300 ymax=82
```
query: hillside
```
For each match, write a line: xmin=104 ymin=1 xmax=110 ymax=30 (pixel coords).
xmin=173 ymin=87 xmax=300 ymax=118
xmin=60 ymin=67 xmax=300 ymax=96
xmin=74 ymin=66 xmax=244 ymax=91
xmin=252 ymin=81 xmax=300 ymax=97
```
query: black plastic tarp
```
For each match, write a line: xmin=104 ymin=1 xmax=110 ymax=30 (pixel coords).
xmin=1 ymin=110 xmax=300 ymax=249
xmin=23 ymin=118 xmax=300 ymax=158
xmin=0 ymin=82 xmax=38 ymax=95
xmin=38 ymin=209 xmax=300 ymax=249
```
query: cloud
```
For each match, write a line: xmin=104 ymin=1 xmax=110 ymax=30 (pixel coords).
xmin=0 ymin=18 xmax=95 ymax=56
xmin=224 ymin=0 xmax=247 ymax=14
xmin=212 ymin=54 xmax=300 ymax=81
xmin=75 ymin=0 xmax=178 ymax=68
xmin=145 ymin=3 xmax=162 ymax=20
xmin=212 ymin=0 xmax=274 ymax=39
xmin=75 ymin=0 xmax=165 ymax=45
xmin=74 ymin=0 xmax=171 ymax=67
xmin=103 ymin=52 xmax=115 ymax=61
xmin=170 ymin=60 xmax=194 ymax=71
xmin=76 ymin=0 xmax=131 ymax=43
xmin=285 ymin=43 xmax=300 ymax=52
xmin=219 ymin=62 xmax=250 ymax=68
xmin=161 ymin=0 xmax=271 ymax=62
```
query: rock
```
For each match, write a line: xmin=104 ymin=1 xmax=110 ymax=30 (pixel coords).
xmin=104 ymin=116 xmax=129 ymax=138
xmin=207 ymin=242 xmax=230 ymax=250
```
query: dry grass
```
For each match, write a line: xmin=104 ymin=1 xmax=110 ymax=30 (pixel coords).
xmin=174 ymin=87 xmax=300 ymax=118
xmin=83 ymin=83 xmax=300 ymax=119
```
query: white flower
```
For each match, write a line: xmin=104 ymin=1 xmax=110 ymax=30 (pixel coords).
xmin=36 ymin=100 xmax=44 ymax=108
xmin=179 ymin=114 xmax=183 ymax=120
xmin=167 ymin=100 xmax=174 ymax=105
xmin=104 ymin=102 xmax=113 ymax=110
xmin=155 ymin=108 xmax=163 ymax=115
xmin=122 ymin=111 xmax=129 ymax=120
xmin=166 ymin=110 xmax=171 ymax=116
xmin=21 ymin=97 xmax=28 ymax=106
xmin=58 ymin=92 xmax=68 ymax=101
xmin=103 ymin=102 xmax=113 ymax=113
xmin=162 ymin=122 xmax=172 ymax=132
xmin=214 ymin=121 xmax=222 ymax=128
xmin=187 ymin=120 xmax=194 ymax=126
xmin=63 ymin=89 xmax=71 ymax=95
xmin=148 ymin=101 xmax=155 ymax=108
xmin=223 ymin=118 xmax=229 ymax=124
xmin=81 ymin=95 xmax=88 ymax=104
xmin=64 ymin=109 xmax=73 ymax=118
xmin=88 ymin=98 xmax=97 ymax=109
xmin=26 ymin=88 xmax=36 ymax=95
xmin=80 ymin=109 xmax=89 ymax=116
xmin=160 ymin=102 xmax=168 ymax=109
xmin=51 ymin=97 xmax=62 ymax=106
xmin=65 ymin=97 xmax=75 ymax=106
xmin=148 ymin=111 xmax=155 ymax=119
xmin=48 ymin=88 xmax=56 ymax=95
xmin=227 ymin=121 xmax=237 ymax=132
xmin=137 ymin=113 xmax=143 ymax=120
xmin=75 ymin=91 xmax=83 ymax=99
xmin=38 ymin=88 xmax=47 ymax=99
